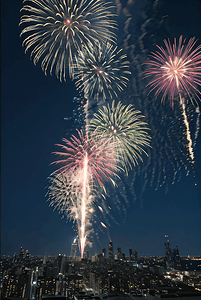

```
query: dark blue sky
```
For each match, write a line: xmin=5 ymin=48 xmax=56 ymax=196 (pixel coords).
xmin=1 ymin=0 xmax=201 ymax=258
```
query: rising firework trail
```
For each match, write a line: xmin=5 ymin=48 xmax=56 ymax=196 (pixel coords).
xmin=19 ymin=0 xmax=117 ymax=80
xmin=80 ymin=152 xmax=88 ymax=257
xmin=48 ymin=130 xmax=119 ymax=257
xmin=145 ymin=36 xmax=201 ymax=164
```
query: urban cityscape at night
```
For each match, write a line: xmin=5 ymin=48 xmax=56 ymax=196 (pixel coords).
xmin=1 ymin=238 xmax=201 ymax=299
xmin=1 ymin=0 xmax=201 ymax=299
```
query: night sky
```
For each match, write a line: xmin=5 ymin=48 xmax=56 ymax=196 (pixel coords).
xmin=1 ymin=0 xmax=201 ymax=258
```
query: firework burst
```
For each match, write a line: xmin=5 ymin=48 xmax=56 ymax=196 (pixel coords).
xmin=47 ymin=173 xmax=79 ymax=220
xmin=46 ymin=172 xmax=117 ymax=253
xmin=20 ymin=0 xmax=117 ymax=80
xmin=144 ymin=36 xmax=201 ymax=107
xmin=51 ymin=130 xmax=119 ymax=187
xmin=46 ymin=173 xmax=105 ymax=252
xmin=145 ymin=36 xmax=201 ymax=163
xmin=89 ymin=101 xmax=151 ymax=173
xmin=49 ymin=129 xmax=119 ymax=257
xmin=73 ymin=42 xmax=131 ymax=100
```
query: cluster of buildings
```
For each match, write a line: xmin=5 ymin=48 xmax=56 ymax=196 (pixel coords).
xmin=70 ymin=241 xmax=137 ymax=263
xmin=1 ymin=240 xmax=201 ymax=300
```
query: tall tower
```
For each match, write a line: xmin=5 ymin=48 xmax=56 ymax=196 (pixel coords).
xmin=117 ymin=247 xmax=122 ymax=260
xmin=57 ymin=254 xmax=66 ymax=274
xmin=165 ymin=242 xmax=172 ymax=259
xmin=102 ymin=248 xmax=106 ymax=257
xmin=25 ymin=250 xmax=30 ymax=259
xmin=30 ymin=267 xmax=38 ymax=299
xmin=70 ymin=243 xmax=78 ymax=258
xmin=108 ymin=241 xmax=114 ymax=260
xmin=172 ymin=246 xmax=182 ymax=270
xmin=133 ymin=250 xmax=138 ymax=262
xmin=19 ymin=247 xmax=25 ymax=261
xmin=43 ymin=252 xmax=48 ymax=265
xmin=164 ymin=236 xmax=173 ymax=268
xmin=129 ymin=248 xmax=132 ymax=260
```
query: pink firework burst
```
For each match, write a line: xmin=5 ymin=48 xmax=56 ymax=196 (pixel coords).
xmin=145 ymin=36 xmax=201 ymax=107
xmin=51 ymin=130 xmax=118 ymax=189
xmin=50 ymin=130 xmax=119 ymax=257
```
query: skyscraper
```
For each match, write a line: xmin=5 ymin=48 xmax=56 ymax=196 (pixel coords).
xmin=133 ymin=250 xmax=138 ymax=261
xmin=117 ymin=247 xmax=122 ymax=260
xmin=164 ymin=237 xmax=174 ymax=268
xmin=25 ymin=250 xmax=30 ymax=259
xmin=70 ymin=243 xmax=77 ymax=258
xmin=19 ymin=247 xmax=25 ymax=260
xmin=57 ymin=254 xmax=66 ymax=273
xmin=172 ymin=246 xmax=182 ymax=270
xmin=102 ymin=248 xmax=106 ymax=257
xmin=164 ymin=241 xmax=172 ymax=260
xmin=43 ymin=252 xmax=48 ymax=265
xmin=129 ymin=248 xmax=132 ymax=260
xmin=108 ymin=241 xmax=114 ymax=260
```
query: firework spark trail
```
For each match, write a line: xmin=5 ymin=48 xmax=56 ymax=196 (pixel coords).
xmin=117 ymin=2 xmax=200 ymax=201
xmin=79 ymin=152 xmax=88 ymax=258
xmin=127 ymin=97 xmax=194 ymax=200
xmin=72 ymin=43 xmax=132 ymax=244
xmin=194 ymin=105 xmax=200 ymax=148
xmin=48 ymin=130 xmax=119 ymax=255
xmin=180 ymin=99 xmax=194 ymax=162
xmin=145 ymin=36 xmax=201 ymax=165
xmin=100 ymin=222 xmax=107 ymax=228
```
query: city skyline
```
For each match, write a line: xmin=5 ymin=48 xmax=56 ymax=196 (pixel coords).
xmin=1 ymin=242 xmax=201 ymax=300
xmin=3 ymin=237 xmax=201 ymax=260
xmin=1 ymin=0 xmax=201 ymax=258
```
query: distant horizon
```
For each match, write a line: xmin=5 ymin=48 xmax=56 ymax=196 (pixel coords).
xmin=2 ymin=245 xmax=201 ymax=258
xmin=2 ymin=253 xmax=201 ymax=258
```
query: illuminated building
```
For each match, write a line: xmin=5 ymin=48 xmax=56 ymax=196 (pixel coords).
xmin=164 ymin=237 xmax=181 ymax=269
xmin=108 ymin=241 xmax=114 ymax=260
xmin=133 ymin=250 xmax=138 ymax=262
xmin=19 ymin=247 xmax=25 ymax=261
xmin=164 ymin=240 xmax=173 ymax=268
xmin=25 ymin=249 xmax=30 ymax=259
xmin=35 ymin=277 xmax=58 ymax=299
xmin=117 ymin=247 xmax=122 ymax=260
xmin=102 ymin=248 xmax=106 ymax=258
xmin=57 ymin=255 xmax=67 ymax=274
xmin=70 ymin=243 xmax=78 ymax=259
xmin=43 ymin=253 xmax=48 ymax=265
xmin=2 ymin=271 xmax=31 ymax=299
xmin=30 ymin=267 xmax=38 ymax=299
xmin=172 ymin=246 xmax=182 ymax=270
